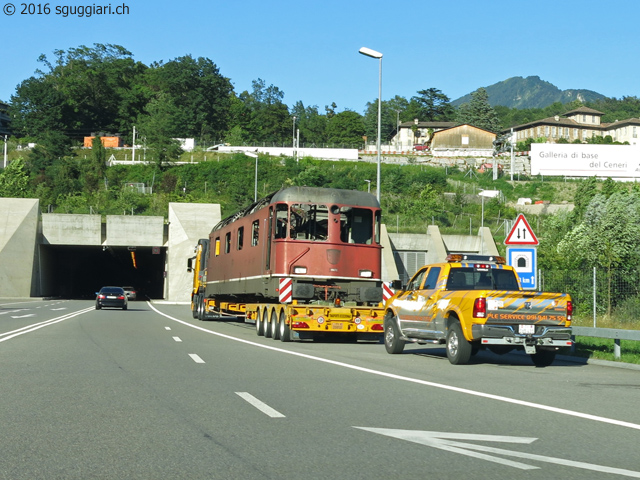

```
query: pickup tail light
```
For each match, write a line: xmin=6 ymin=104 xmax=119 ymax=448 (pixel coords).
xmin=473 ymin=297 xmax=486 ymax=318
xmin=567 ymin=300 xmax=573 ymax=321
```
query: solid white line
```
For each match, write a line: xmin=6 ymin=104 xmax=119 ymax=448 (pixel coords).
xmin=0 ymin=307 xmax=95 ymax=342
xmin=236 ymin=392 xmax=286 ymax=418
xmin=147 ymin=302 xmax=640 ymax=432
xmin=173 ymin=336 xmax=182 ymax=342
xmin=189 ymin=353 xmax=205 ymax=363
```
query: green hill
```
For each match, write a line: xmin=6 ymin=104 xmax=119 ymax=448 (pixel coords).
xmin=452 ymin=76 xmax=607 ymax=109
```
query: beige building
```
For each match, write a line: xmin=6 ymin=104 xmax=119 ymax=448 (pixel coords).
xmin=430 ymin=124 xmax=496 ymax=157
xmin=510 ymin=106 xmax=640 ymax=146
xmin=391 ymin=119 xmax=457 ymax=150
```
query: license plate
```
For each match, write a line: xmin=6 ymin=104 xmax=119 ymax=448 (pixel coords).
xmin=519 ymin=324 xmax=535 ymax=334
xmin=331 ymin=322 xmax=344 ymax=330
xmin=107 ymin=296 xmax=116 ymax=299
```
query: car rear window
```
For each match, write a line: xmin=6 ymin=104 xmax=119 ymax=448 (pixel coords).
xmin=101 ymin=287 xmax=124 ymax=294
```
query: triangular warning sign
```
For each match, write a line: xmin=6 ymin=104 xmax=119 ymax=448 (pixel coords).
xmin=505 ymin=214 xmax=539 ymax=245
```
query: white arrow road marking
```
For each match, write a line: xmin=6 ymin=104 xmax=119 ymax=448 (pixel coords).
xmin=10 ymin=314 xmax=35 ymax=319
xmin=356 ymin=428 xmax=640 ymax=477
xmin=236 ymin=392 xmax=285 ymax=418
xmin=0 ymin=309 xmax=27 ymax=316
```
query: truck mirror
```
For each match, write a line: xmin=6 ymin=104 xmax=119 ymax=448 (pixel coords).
xmin=391 ymin=279 xmax=403 ymax=291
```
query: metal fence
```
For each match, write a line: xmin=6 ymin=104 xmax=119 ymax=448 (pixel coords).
xmin=539 ymin=268 xmax=640 ymax=328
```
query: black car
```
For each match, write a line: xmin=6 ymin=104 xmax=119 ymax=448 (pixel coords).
xmin=96 ymin=286 xmax=128 ymax=310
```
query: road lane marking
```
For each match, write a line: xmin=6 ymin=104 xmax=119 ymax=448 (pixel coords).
xmin=165 ymin=327 xmax=172 ymax=330
xmin=236 ymin=392 xmax=286 ymax=418
xmin=189 ymin=353 xmax=205 ymax=363
xmin=173 ymin=336 xmax=182 ymax=342
xmin=356 ymin=428 xmax=640 ymax=477
xmin=11 ymin=314 xmax=35 ymax=318
xmin=147 ymin=302 xmax=640 ymax=432
xmin=0 ymin=307 xmax=95 ymax=342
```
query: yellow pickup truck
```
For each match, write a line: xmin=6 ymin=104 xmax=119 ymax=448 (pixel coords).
xmin=384 ymin=254 xmax=573 ymax=366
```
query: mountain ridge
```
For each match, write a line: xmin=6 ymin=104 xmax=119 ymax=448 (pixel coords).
xmin=451 ymin=76 xmax=607 ymax=109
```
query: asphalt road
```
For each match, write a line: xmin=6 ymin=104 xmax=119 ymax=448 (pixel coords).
xmin=1 ymin=298 xmax=639 ymax=480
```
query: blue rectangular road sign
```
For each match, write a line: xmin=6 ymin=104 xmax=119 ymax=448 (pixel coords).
xmin=506 ymin=247 xmax=537 ymax=290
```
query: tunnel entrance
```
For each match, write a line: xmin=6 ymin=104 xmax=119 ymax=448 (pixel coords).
xmin=39 ymin=245 xmax=166 ymax=300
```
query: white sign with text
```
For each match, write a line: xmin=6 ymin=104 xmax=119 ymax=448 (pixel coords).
xmin=530 ymin=143 xmax=640 ymax=178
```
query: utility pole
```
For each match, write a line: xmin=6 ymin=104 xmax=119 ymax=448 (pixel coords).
xmin=3 ymin=135 xmax=7 ymax=168
xmin=132 ymin=126 xmax=136 ymax=162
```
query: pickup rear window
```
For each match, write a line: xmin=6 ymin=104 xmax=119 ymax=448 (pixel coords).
xmin=446 ymin=267 xmax=519 ymax=291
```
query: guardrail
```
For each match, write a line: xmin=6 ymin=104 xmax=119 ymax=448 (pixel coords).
xmin=571 ymin=327 xmax=640 ymax=360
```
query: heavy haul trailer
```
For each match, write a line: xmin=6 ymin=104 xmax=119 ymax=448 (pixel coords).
xmin=188 ymin=186 xmax=386 ymax=342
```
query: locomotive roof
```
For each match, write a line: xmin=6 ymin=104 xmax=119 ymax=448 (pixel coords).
xmin=210 ymin=186 xmax=379 ymax=233
xmin=271 ymin=186 xmax=380 ymax=207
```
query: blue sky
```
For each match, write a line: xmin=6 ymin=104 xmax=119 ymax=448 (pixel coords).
xmin=2 ymin=0 xmax=640 ymax=113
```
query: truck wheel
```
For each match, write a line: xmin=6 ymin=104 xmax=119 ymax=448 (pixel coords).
xmin=279 ymin=310 xmax=291 ymax=342
xmin=197 ymin=300 xmax=205 ymax=321
xmin=255 ymin=310 xmax=264 ymax=336
xmin=384 ymin=314 xmax=404 ymax=354
xmin=270 ymin=309 xmax=280 ymax=340
xmin=446 ymin=322 xmax=472 ymax=365
xmin=531 ymin=349 xmax=556 ymax=367
xmin=263 ymin=309 xmax=272 ymax=338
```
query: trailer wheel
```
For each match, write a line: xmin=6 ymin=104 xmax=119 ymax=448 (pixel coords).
xmin=255 ymin=310 xmax=264 ymax=336
xmin=446 ymin=322 xmax=472 ymax=365
xmin=263 ymin=308 xmax=272 ymax=338
xmin=270 ymin=309 xmax=280 ymax=340
xmin=531 ymin=349 xmax=556 ymax=367
xmin=279 ymin=310 xmax=291 ymax=342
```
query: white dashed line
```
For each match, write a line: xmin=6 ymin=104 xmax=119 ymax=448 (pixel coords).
xmin=189 ymin=353 xmax=205 ymax=363
xmin=173 ymin=336 xmax=182 ymax=342
xmin=236 ymin=392 xmax=286 ymax=418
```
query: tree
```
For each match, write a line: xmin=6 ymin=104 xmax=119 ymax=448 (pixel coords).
xmin=238 ymin=79 xmax=291 ymax=144
xmin=137 ymin=92 xmax=184 ymax=168
xmin=142 ymin=55 xmax=233 ymax=143
xmin=10 ymin=44 xmax=147 ymax=138
xmin=411 ymin=88 xmax=455 ymax=121
xmin=455 ymin=88 xmax=502 ymax=132
xmin=291 ymin=102 xmax=327 ymax=147
xmin=325 ymin=110 xmax=365 ymax=146
xmin=0 ymin=158 xmax=30 ymax=197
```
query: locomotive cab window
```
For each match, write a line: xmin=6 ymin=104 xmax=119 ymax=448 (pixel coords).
xmin=237 ymin=226 xmax=244 ymax=250
xmin=338 ymin=207 xmax=374 ymax=244
xmin=288 ymin=203 xmax=328 ymax=241
xmin=224 ymin=232 xmax=231 ymax=254
xmin=251 ymin=220 xmax=259 ymax=246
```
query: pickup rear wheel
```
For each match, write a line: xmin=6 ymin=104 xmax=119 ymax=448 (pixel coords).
xmin=531 ymin=349 xmax=556 ymax=367
xmin=384 ymin=314 xmax=405 ymax=354
xmin=446 ymin=322 xmax=472 ymax=365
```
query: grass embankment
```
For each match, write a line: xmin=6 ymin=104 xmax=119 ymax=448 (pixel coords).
xmin=569 ymin=316 xmax=640 ymax=365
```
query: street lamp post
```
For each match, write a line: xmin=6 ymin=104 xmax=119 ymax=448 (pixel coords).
xmin=292 ymin=116 xmax=297 ymax=162
xmin=364 ymin=179 xmax=371 ymax=193
xmin=359 ymin=46 xmax=383 ymax=203
xmin=246 ymin=152 xmax=259 ymax=201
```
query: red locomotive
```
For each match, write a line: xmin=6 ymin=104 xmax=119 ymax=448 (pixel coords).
xmin=190 ymin=186 xmax=386 ymax=341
